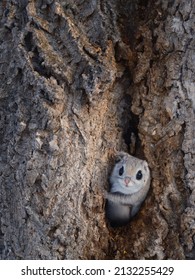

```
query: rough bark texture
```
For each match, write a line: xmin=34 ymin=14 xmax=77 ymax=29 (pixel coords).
xmin=0 ymin=0 xmax=194 ymax=259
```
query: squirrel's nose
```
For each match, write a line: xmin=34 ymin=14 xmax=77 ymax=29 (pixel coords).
xmin=124 ymin=177 xmax=130 ymax=186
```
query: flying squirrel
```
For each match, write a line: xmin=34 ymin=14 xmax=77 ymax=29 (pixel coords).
xmin=105 ymin=151 xmax=150 ymax=227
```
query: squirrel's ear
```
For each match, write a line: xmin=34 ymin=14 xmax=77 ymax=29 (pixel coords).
xmin=115 ymin=155 xmax=122 ymax=163
xmin=143 ymin=161 xmax=149 ymax=171
xmin=115 ymin=151 xmax=129 ymax=163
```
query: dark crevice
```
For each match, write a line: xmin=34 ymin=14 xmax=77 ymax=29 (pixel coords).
xmin=139 ymin=0 xmax=149 ymax=7
xmin=123 ymin=112 xmax=141 ymax=154
xmin=113 ymin=50 xmax=144 ymax=158
xmin=24 ymin=32 xmax=52 ymax=79
xmin=116 ymin=2 xmax=137 ymax=47
xmin=31 ymin=47 xmax=52 ymax=79
xmin=24 ymin=32 xmax=34 ymax=52
xmin=40 ymin=90 xmax=55 ymax=105
xmin=0 ymin=226 xmax=4 ymax=258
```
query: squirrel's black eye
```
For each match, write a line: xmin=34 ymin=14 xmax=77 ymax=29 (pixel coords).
xmin=136 ymin=170 xmax=143 ymax=180
xmin=119 ymin=166 xmax=124 ymax=176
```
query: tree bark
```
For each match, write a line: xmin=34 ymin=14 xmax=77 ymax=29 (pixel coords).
xmin=0 ymin=0 xmax=194 ymax=259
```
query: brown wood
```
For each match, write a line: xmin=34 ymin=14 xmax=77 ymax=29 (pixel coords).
xmin=0 ymin=0 xmax=194 ymax=259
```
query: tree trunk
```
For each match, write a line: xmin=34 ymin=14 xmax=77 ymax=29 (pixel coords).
xmin=0 ymin=0 xmax=194 ymax=260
